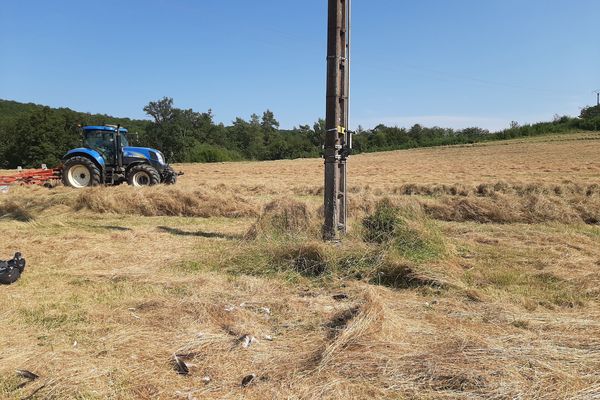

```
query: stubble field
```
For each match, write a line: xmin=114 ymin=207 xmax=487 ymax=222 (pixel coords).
xmin=1 ymin=132 xmax=600 ymax=399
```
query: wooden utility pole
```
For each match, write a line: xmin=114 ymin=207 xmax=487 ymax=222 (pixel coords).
xmin=323 ymin=0 xmax=351 ymax=241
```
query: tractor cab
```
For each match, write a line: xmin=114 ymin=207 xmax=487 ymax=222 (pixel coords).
xmin=82 ymin=125 xmax=128 ymax=165
xmin=60 ymin=125 xmax=179 ymax=188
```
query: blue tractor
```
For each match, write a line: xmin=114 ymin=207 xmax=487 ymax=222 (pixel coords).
xmin=61 ymin=125 xmax=179 ymax=188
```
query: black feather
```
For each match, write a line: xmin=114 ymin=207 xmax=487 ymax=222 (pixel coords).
xmin=172 ymin=355 xmax=189 ymax=375
xmin=16 ymin=370 xmax=39 ymax=381
xmin=241 ymin=374 xmax=256 ymax=387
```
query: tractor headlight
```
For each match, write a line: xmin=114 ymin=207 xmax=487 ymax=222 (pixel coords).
xmin=155 ymin=152 xmax=165 ymax=165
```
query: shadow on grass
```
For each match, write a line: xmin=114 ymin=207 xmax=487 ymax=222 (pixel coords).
xmin=157 ymin=226 xmax=242 ymax=240
xmin=99 ymin=225 xmax=132 ymax=232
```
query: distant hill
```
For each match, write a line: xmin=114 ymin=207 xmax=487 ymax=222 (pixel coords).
xmin=0 ymin=100 xmax=42 ymax=125
xmin=0 ymin=99 xmax=150 ymax=133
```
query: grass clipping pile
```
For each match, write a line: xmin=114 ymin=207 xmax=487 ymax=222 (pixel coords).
xmin=216 ymin=198 xmax=456 ymax=288
xmin=0 ymin=185 xmax=259 ymax=220
xmin=246 ymin=198 xmax=314 ymax=239
xmin=75 ymin=186 xmax=258 ymax=218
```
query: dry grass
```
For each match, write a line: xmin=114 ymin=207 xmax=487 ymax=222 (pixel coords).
xmin=422 ymin=192 xmax=600 ymax=224
xmin=0 ymin=200 xmax=35 ymax=221
xmin=1 ymin=132 xmax=600 ymax=399
xmin=246 ymin=198 xmax=315 ymax=239
xmin=74 ymin=186 xmax=258 ymax=218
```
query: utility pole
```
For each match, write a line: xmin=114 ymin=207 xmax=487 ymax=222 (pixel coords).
xmin=323 ymin=0 xmax=351 ymax=241
xmin=594 ymin=90 xmax=600 ymax=106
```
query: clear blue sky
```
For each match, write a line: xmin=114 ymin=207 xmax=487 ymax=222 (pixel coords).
xmin=1 ymin=0 xmax=599 ymax=131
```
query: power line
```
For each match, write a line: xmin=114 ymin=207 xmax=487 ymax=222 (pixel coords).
xmin=356 ymin=61 xmax=579 ymax=97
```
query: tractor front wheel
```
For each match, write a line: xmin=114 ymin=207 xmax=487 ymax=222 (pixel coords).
xmin=162 ymin=166 xmax=178 ymax=185
xmin=127 ymin=164 xmax=160 ymax=187
xmin=62 ymin=156 xmax=101 ymax=188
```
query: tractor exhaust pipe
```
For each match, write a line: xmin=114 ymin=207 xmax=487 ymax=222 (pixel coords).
xmin=115 ymin=124 xmax=123 ymax=170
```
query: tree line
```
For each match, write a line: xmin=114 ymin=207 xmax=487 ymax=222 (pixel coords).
xmin=0 ymin=97 xmax=599 ymax=169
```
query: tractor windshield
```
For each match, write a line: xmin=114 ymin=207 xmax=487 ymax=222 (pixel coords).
xmin=120 ymin=132 xmax=129 ymax=147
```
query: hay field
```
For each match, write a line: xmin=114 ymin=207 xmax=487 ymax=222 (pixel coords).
xmin=1 ymin=132 xmax=600 ymax=399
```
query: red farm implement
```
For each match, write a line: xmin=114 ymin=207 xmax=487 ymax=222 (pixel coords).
xmin=0 ymin=167 xmax=62 ymax=187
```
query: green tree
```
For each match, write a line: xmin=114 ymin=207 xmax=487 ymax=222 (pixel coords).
xmin=143 ymin=98 xmax=215 ymax=162
xmin=261 ymin=110 xmax=279 ymax=132
xmin=5 ymin=108 xmax=80 ymax=168
xmin=311 ymin=119 xmax=326 ymax=147
xmin=580 ymin=105 xmax=600 ymax=120
xmin=143 ymin=97 xmax=174 ymax=125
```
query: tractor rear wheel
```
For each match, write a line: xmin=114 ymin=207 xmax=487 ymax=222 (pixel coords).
xmin=127 ymin=164 xmax=160 ymax=187
xmin=62 ymin=156 xmax=101 ymax=188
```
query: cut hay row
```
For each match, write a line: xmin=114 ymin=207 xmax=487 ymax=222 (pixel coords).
xmin=74 ymin=187 xmax=257 ymax=218
xmin=289 ymin=181 xmax=600 ymax=198
xmin=3 ymin=183 xmax=600 ymax=226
